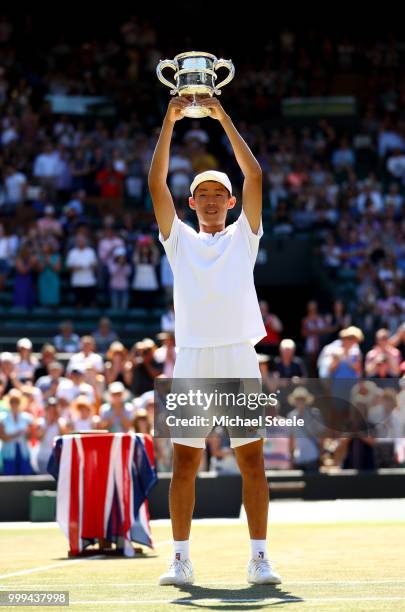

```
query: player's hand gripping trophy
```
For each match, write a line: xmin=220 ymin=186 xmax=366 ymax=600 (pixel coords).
xmin=156 ymin=51 xmax=235 ymax=118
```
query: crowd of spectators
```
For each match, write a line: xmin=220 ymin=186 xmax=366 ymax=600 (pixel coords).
xmin=1 ymin=307 xmax=405 ymax=475
xmin=0 ymin=18 xmax=405 ymax=473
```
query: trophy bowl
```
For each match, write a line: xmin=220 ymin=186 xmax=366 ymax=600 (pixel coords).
xmin=156 ymin=51 xmax=235 ymax=118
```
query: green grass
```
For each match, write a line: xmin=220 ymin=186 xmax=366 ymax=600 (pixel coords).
xmin=0 ymin=523 xmax=405 ymax=610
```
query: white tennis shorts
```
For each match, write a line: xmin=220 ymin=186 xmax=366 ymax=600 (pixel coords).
xmin=171 ymin=340 xmax=262 ymax=449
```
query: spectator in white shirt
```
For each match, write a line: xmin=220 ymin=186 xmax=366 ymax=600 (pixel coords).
xmin=4 ymin=165 xmax=27 ymax=206
xmin=67 ymin=336 xmax=104 ymax=374
xmin=35 ymin=397 xmax=68 ymax=473
xmin=14 ymin=337 xmax=38 ymax=383
xmin=33 ymin=142 xmax=61 ymax=197
xmin=56 ymin=366 xmax=96 ymax=405
xmin=66 ymin=234 xmax=97 ymax=307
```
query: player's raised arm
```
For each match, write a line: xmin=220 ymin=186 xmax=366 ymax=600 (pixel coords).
xmin=199 ymin=97 xmax=262 ymax=234
xmin=148 ymin=97 xmax=191 ymax=240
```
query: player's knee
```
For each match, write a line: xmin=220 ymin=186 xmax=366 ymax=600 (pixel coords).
xmin=172 ymin=445 xmax=202 ymax=479
xmin=236 ymin=448 xmax=265 ymax=478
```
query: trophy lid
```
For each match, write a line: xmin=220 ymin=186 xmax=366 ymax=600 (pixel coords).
xmin=174 ymin=51 xmax=218 ymax=61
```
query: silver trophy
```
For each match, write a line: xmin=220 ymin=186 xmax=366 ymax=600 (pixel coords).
xmin=156 ymin=51 xmax=235 ymax=118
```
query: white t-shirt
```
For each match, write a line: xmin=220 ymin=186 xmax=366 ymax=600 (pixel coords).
xmin=56 ymin=380 xmax=96 ymax=404
xmin=158 ymin=209 xmax=266 ymax=348
xmin=33 ymin=152 xmax=61 ymax=178
xmin=5 ymin=172 xmax=26 ymax=203
xmin=66 ymin=247 xmax=97 ymax=287
xmin=67 ymin=351 xmax=104 ymax=374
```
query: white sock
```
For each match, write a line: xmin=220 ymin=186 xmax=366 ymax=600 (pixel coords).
xmin=173 ymin=540 xmax=190 ymax=561
xmin=251 ymin=539 xmax=268 ymax=560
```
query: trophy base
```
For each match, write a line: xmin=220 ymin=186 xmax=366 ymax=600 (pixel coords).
xmin=183 ymin=105 xmax=211 ymax=118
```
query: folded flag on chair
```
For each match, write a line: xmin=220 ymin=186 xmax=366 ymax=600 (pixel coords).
xmin=47 ymin=432 xmax=157 ymax=555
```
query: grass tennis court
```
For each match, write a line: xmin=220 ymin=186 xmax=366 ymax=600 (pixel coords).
xmin=1 ymin=521 xmax=405 ymax=610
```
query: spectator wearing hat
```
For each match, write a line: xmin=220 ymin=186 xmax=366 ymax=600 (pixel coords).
xmin=287 ymin=386 xmax=326 ymax=472
xmin=14 ymin=338 xmax=38 ymax=383
xmin=133 ymin=407 xmax=151 ymax=435
xmin=365 ymin=328 xmax=401 ymax=378
xmin=317 ymin=326 xmax=364 ymax=378
xmin=131 ymin=235 xmax=160 ymax=308
xmin=66 ymin=234 xmax=97 ymax=308
xmin=128 ymin=338 xmax=163 ymax=396
xmin=20 ymin=384 xmax=43 ymax=418
xmin=36 ymin=241 xmax=61 ymax=306
xmin=154 ymin=331 xmax=176 ymax=377
xmin=0 ymin=389 xmax=34 ymax=474
xmin=328 ymin=328 xmax=363 ymax=379
xmin=272 ymin=339 xmax=307 ymax=379
xmin=70 ymin=394 xmax=99 ymax=432
xmin=35 ymin=397 xmax=68 ymax=473
xmin=92 ymin=318 xmax=118 ymax=356
xmin=136 ymin=390 xmax=155 ymax=421
xmin=53 ymin=320 xmax=80 ymax=354
xmin=108 ymin=246 xmax=131 ymax=310
xmin=104 ymin=341 xmax=132 ymax=387
xmin=36 ymin=361 xmax=68 ymax=401
xmin=99 ymin=382 xmax=134 ymax=433
xmin=56 ymin=366 xmax=95 ymax=407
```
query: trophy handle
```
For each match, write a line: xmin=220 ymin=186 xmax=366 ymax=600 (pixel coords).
xmin=156 ymin=60 xmax=178 ymax=95
xmin=213 ymin=59 xmax=235 ymax=94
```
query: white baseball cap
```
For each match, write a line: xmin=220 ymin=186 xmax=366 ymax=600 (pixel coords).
xmin=190 ymin=171 xmax=232 ymax=196
xmin=108 ymin=381 xmax=126 ymax=394
xmin=17 ymin=338 xmax=32 ymax=350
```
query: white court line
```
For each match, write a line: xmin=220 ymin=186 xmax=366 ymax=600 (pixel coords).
xmin=0 ymin=540 xmax=172 ymax=581
xmin=1 ymin=579 xmax=405 ymax=588
xmin=0 ymin=557 xmax=105 ymax=581
xmin=69 ymin=596 xmax=405 ymax=605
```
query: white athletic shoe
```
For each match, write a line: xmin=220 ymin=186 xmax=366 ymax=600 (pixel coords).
xmin=159 ymin=558 xmax=195 ymax=586
xmin=247 ymin=558 xmax=282 ymax=584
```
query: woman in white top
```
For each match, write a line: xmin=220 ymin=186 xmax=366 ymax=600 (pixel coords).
xmin=35 ymin=398 xmax=67 ymax=473
xmin=131 ymin=235 xmax=160 ymax=308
